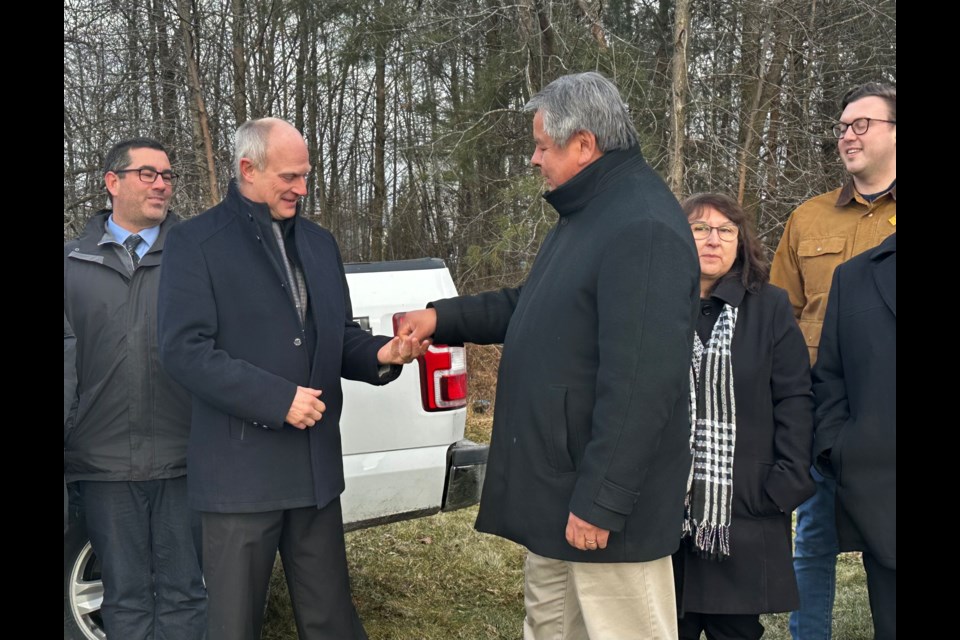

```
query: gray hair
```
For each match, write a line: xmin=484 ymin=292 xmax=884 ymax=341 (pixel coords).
xmin=524 ymin=72 xmax=638 ymax=152
xmin=233 ymin=118 xmax=279 ymax=178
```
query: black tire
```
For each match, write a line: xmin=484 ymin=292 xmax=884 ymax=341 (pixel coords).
xmin=64 ymin=521 xmax=106 ymax=640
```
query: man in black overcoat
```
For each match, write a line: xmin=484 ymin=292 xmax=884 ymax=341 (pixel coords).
xmin=813 ymin=232 xmax=896 ymax=640
xmin=158 ymin=118 xmax=425 ymax=640
xmin=399 ymin=72 xmax=700 ymax=639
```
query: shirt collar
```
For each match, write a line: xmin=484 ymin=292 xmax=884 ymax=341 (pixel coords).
xmin=835 ymin=178 xmax=897 ymax=207
xmin=102 ymin=214 xmax=161 ymax=255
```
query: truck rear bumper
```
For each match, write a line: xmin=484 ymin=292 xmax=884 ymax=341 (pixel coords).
xmin=442 ymin=439 xmax=488 ymax=512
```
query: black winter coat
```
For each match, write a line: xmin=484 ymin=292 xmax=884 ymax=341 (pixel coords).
xmin=64 ymin=212 xmax=192 ymax=482
xmin=158 ymin=181 xmax=396 ymax=513
xmin=432 ymin=147 xmax=700 ymax=562
xmin=674 ymin=278 xmax=815 ymax=614
xmin=813 ymin=233 xmax=896 ymax=570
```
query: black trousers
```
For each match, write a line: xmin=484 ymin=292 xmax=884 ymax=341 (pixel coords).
xmin=678 ymin=612 xmax=764 ymax=640
xmin=863 ymin=552 xmax=896 ymax=640
xmin=82 ymin=478 xmax=206 ymax=640
xmin=202 ymin=499 xmax=367 ymax=640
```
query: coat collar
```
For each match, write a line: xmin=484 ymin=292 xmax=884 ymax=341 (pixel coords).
xmin=227 ymin=178 xmax=303 ymax=227
xmin=543 ymin=146 xmax=647 ymax=217
xmin=709 ymin=271 xmax=747 ymax=308
xmin=72 ymin=209 xmax=178 ymax=274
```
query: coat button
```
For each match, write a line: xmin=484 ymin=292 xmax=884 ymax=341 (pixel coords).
xmin=560 ymin=218 xmax=568 ymax=226
xmin=294 ymin=338 xmax=303 ymax=346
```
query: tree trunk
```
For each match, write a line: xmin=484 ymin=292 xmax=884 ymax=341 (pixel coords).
xmin=371 ymin=7 xmax=388 ymax=261
xmin=668 ymin=0 xmax=690 ymax=195
xmin=232 ymin=0 xmax=248 ymax=125
xmin=177 ymin=0 xmax=220 ymax=205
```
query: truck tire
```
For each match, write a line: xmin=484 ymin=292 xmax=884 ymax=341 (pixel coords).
xmin=64 ymin=522 xmax=106 ymax=640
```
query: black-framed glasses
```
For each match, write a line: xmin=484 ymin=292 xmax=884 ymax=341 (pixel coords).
xmin=831 ymin=117 xmax=896 ymax=138
xmin=113 ymin=167 xmax=179 ymax=186
xmin=690 ymin=222 xmax=739 ymax=242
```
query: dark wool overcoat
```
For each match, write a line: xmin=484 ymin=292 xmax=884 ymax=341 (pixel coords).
xmin=432 ymin=147 xmax=700 ymax=562
xmin=675 ymin=278 xmax=815 ymax=614
xmin=813 ymin=233 xmax=896 ymax=570
xmin=159 ymin=181 xmax=395 ymax=513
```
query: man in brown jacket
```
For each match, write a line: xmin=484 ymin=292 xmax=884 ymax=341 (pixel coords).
xmin=770 ymin=83 xmax=895 ymax=640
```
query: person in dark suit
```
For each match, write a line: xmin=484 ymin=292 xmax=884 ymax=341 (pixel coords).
xmin=158 ymin=118 xmax=426 ymax=640
xmin=812 ymin=232 xmax=896 ymax=640
xmin=674 ymin=194 xmax=815 ymax=640
xmin=399 ymin=72 xmax=700 ymax=639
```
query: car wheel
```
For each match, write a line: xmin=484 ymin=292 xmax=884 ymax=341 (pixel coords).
xmin=64 ymin=523 xmax=106 ymax=640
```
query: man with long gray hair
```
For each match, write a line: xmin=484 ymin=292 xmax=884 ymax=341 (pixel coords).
xmin=399 ymin=72 xmax=699 ymax=639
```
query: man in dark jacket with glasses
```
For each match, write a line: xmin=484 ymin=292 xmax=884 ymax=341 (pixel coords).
xmin=64 ymin=138 xmax=206 ymax=639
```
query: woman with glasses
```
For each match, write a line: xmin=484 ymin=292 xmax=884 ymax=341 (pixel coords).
xmin=674 ymin=193 xmax=816 ymax=640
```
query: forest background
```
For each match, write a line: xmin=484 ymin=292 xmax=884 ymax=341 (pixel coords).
xmin=64 ymin=0 xmax=897 ymax=289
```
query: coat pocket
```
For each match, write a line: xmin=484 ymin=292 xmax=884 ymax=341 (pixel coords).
xmin=739 ymin=462 xmax=782 ymax=518
xmin=829 ymin=419 xmax=851 ymax=486
xmin=547 ymin=385 xmax=576 ymax=473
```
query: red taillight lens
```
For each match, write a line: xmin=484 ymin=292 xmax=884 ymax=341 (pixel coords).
xmin=441 ymin=373 xmax=468 ymax=402
xmin=393 ymin=312 xmax=468 ymax=411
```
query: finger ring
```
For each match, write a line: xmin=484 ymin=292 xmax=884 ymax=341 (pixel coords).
xmin=585 ymin=540 xmax=597 ymax=547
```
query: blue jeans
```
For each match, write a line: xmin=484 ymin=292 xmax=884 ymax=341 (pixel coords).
xmin=789 ymin=467 xmax=839 ymax=640
xmin=81 ymin=477 xmax=206 ymax=640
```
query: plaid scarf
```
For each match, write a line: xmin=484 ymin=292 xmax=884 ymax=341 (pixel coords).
xmin=683 ymin=303 xmax=738 ymax=559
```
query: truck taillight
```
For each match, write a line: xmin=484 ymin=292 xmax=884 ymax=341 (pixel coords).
xmin=393 ymin=313 xmax=468 ymax=412
xmin=422 ymin=345 xmax=468 ymax=410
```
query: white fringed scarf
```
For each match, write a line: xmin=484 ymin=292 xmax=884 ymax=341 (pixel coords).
xmin=683 ymin=304 xmax=738 ymax=559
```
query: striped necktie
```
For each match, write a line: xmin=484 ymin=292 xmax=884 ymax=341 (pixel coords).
xmin=123 ymin=234 xmax=142 ymax=268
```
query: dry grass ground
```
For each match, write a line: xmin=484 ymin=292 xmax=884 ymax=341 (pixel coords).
xmin=262 ymin=410 xmax=873 ymax=639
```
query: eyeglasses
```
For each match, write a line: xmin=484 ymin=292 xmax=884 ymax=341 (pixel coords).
xmin=113 ymin=167 xmax=179 ymax=186
xmin=831 ymin=117 xmax=896 ymax=138
xmin=690 ymin=222 xmax=739 ymax=242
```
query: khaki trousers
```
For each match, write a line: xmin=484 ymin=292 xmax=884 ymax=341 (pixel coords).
xmin=523 ymin=551 xmax=678 ymax=640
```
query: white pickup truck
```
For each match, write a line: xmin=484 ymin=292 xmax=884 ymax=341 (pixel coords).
xmin=64 ymin=258 xmax=488 ymax=640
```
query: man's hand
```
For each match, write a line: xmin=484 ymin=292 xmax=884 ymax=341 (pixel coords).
xmin=395 ymin=309 xmax=438 ymax=342
xmin=285 ymin=386 xmax=326 ymax=429
xmin=565 ymin=512 xmax=610 ymax=551
xmin=377 ymin=335 xmax=431 ymax=365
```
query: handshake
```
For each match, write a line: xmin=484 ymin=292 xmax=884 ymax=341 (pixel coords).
xmin=376 ymin=308 xmax=438 ymax=366
xmin=287 ymin=309 xmax=440 ymax=429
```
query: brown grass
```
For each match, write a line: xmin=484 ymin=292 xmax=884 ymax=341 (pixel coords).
xmin=262 ymin=411 xmax=873 ymax=640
